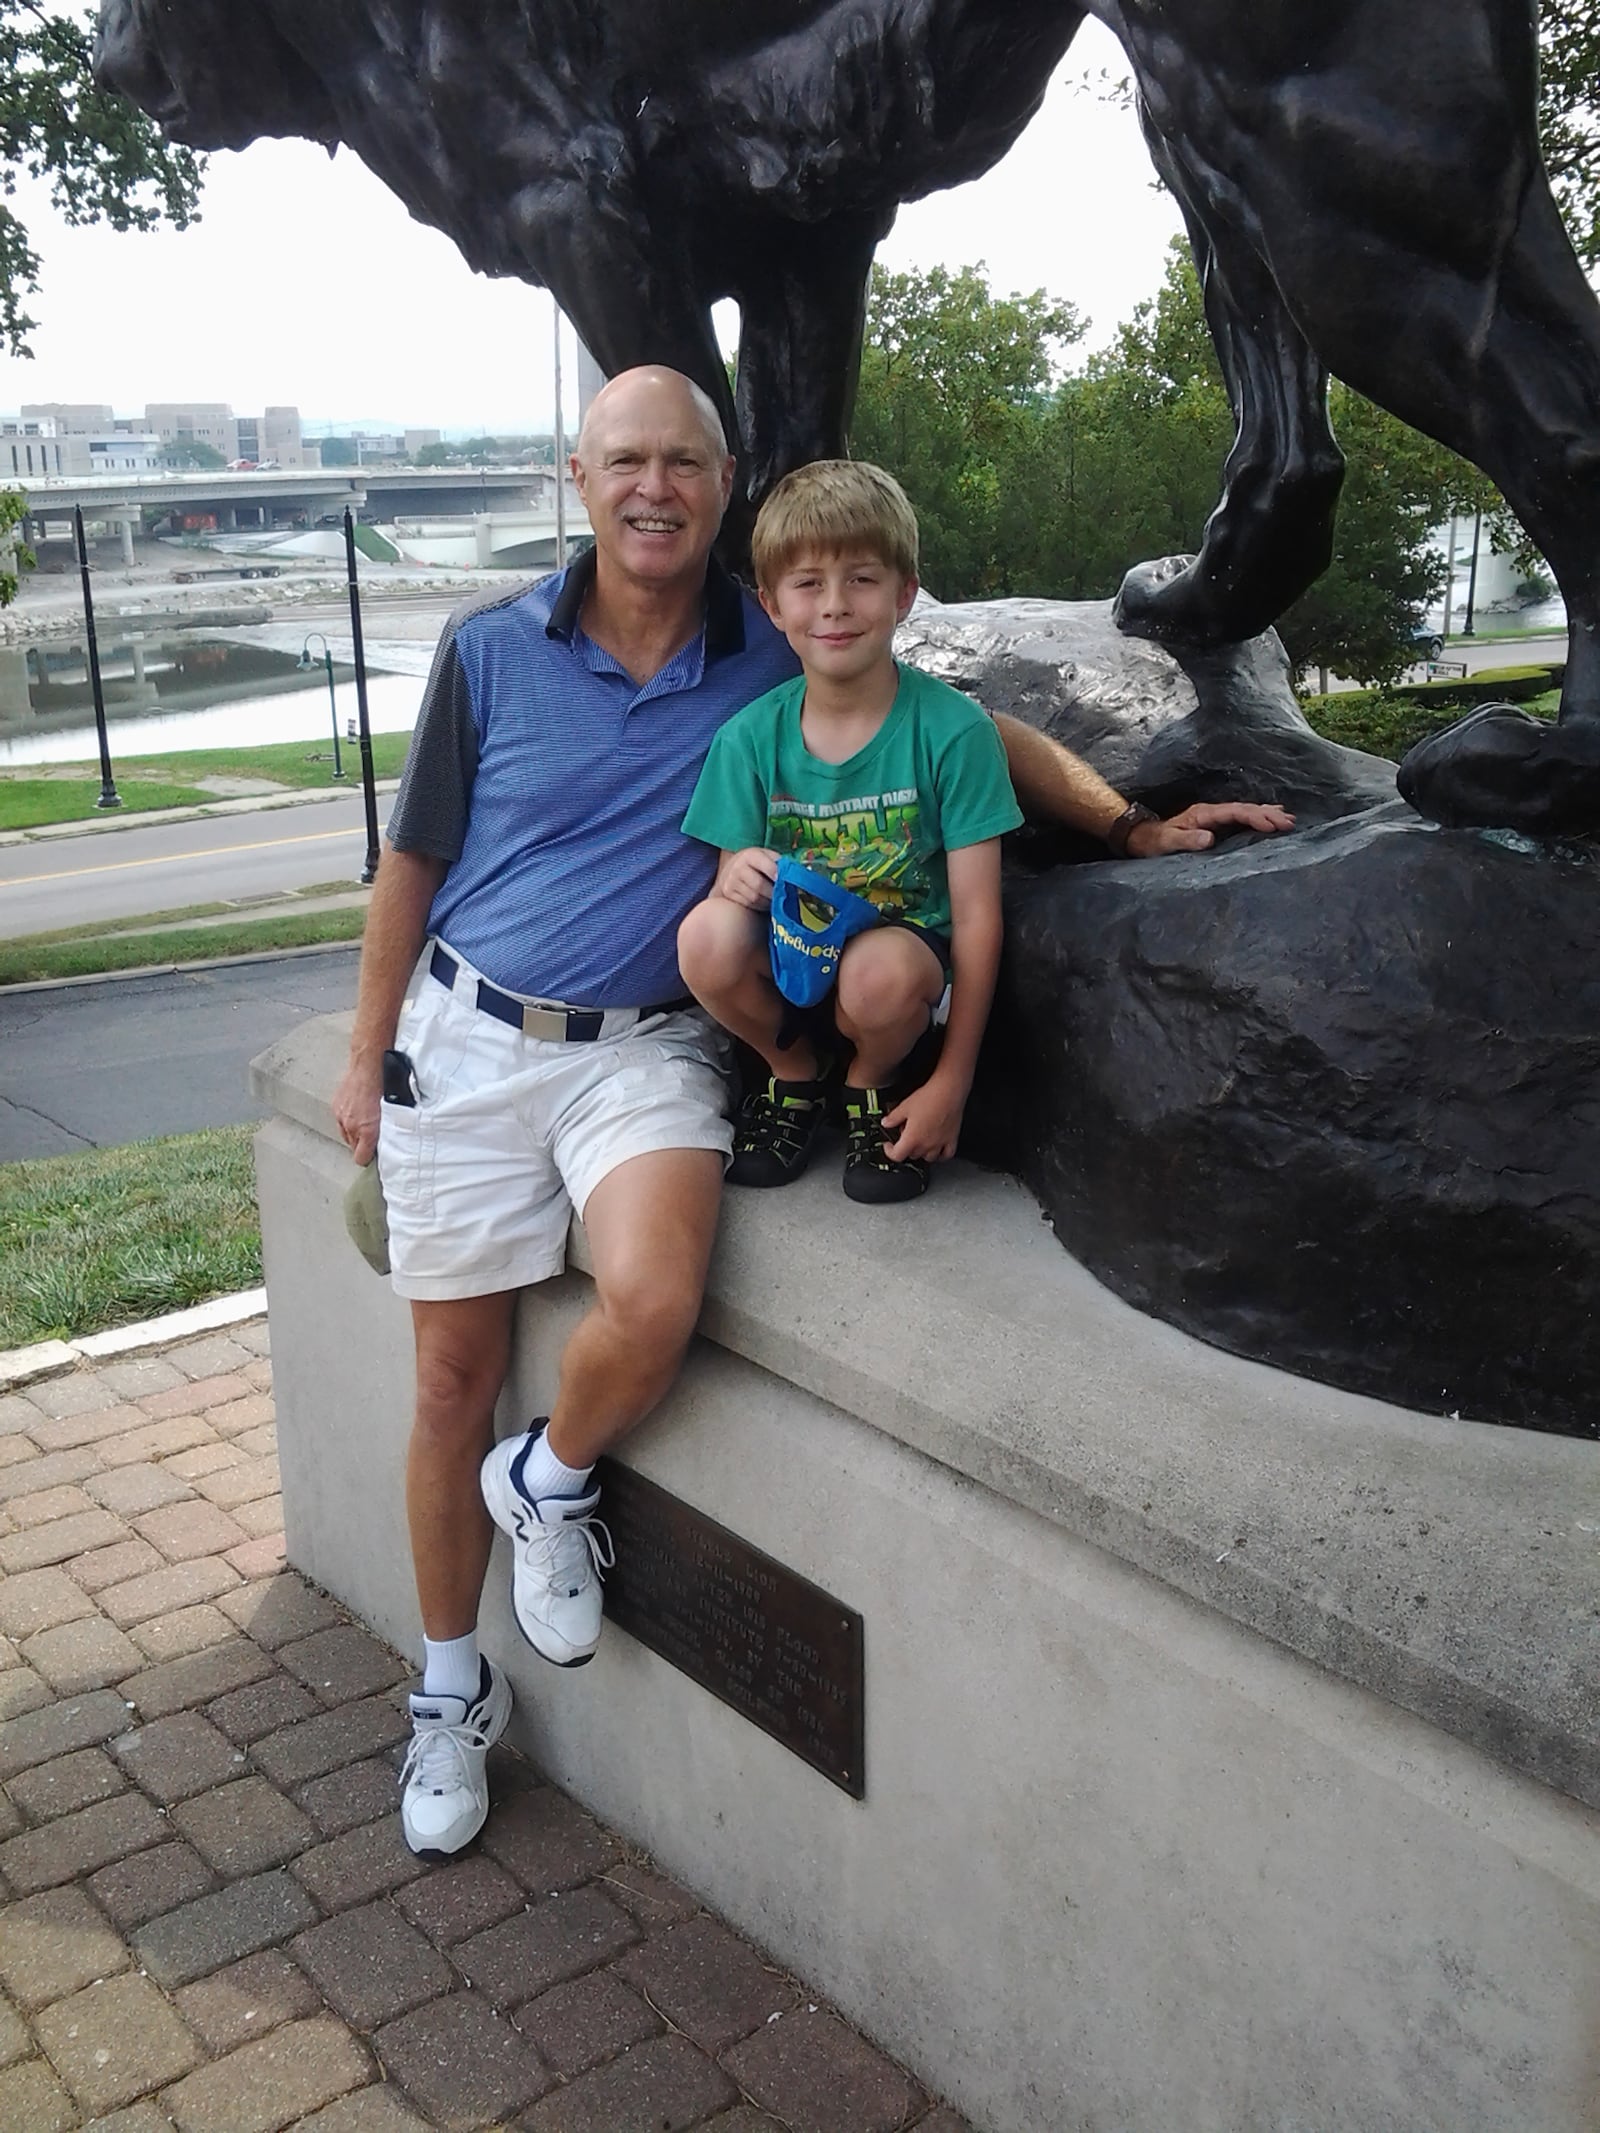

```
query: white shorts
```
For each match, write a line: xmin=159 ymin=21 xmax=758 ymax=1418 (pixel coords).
xmin=376 ymin=950 xmax=734 ymax=1302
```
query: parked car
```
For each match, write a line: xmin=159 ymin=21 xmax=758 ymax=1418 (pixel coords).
xmin=1411 ymin=623 xmax=1445 ymax=661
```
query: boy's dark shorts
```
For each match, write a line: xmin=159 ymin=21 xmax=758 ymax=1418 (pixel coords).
xmin=764 ymin=919 xmax=949 ymax=1085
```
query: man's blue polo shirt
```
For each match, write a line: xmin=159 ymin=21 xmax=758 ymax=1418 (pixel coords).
xmin=386 ymin=552 xmax=797 ymax=1006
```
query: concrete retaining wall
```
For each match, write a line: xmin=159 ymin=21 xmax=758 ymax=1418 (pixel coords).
xmin=253 ymin=1013 xmax=1600 ymax=2133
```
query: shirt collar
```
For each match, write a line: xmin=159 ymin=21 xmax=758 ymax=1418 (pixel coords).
xmin=544 ymin=549 xmax=748 ymax=663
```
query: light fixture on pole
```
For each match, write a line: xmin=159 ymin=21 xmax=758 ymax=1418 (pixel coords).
xmin=553 ymin=295 xmax=568 ymax=570
xmin=73 ymin=506 xmax=120 ymax=810
xmin=296 ymin=632 xmax=344 ymax=779
xmin=343 ymin=508 xmax=382 ymax=885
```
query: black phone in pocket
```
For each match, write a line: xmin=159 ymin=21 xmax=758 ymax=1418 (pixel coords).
xmin=381 ymin=1048 xmax=420 ymax=1107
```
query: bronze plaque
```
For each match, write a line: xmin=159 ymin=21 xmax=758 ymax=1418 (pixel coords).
xmin=596 ymin=1459 xmax=865 ymax=1798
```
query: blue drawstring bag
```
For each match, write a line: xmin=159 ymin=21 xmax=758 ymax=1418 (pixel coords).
xmin=768 ymin=855 xmax=881 ymax=1007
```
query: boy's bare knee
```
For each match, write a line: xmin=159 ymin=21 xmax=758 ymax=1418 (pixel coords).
xmin=679 ymin=897 xmax=762 ymax=992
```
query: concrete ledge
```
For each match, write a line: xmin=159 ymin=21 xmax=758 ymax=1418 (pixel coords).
xmin=251 ymin=1014 xmax=1600 ymax=2131
xmin=251 ymin=1014 xmax=1599 ymax=1815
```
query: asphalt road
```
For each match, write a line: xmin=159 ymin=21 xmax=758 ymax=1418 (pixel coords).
xmin=1 ymin=794 xmax=387 ymax=937
xmin=0 ymin=948 xmax=359 ymax=1161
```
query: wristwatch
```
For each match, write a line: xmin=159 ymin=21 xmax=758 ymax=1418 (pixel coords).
xmin=1105 ymin=800 xmax=1160 ymax=856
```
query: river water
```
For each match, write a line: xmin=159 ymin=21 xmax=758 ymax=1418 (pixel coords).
xmin=0 ymin=631 xmax=421 ymax=768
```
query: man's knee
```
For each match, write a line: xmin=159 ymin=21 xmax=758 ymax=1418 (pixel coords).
xmin=595 ymin=1262 xmax=704 ymax=1361
xmin=412 ymin=1306 xmax=512 ymax=1431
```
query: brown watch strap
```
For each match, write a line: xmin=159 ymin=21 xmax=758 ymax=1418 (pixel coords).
xmin=1105 ymin=801 xmax=1160 ymax=856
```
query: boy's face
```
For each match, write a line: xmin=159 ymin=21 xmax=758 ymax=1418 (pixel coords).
xmin=759 ymin=547 xmax=918 ymax=688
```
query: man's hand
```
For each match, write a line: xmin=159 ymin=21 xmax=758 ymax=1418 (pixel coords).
xmin=1125 ymin=801 xmax=1296 ymax=857
xmin=883 ymin=1072 xmax=967 ymax=1165
xmin=333 ymin=1055 xmax=384 ymax=1167
xmin=715 ymin=846 xmax=779 ymax=912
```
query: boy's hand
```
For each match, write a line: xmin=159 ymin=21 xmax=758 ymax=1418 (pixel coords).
xmin=883 ymin=1072 xmax=967 ymax=1165
xmin=716 ymin=847 xmax=780 ymax=912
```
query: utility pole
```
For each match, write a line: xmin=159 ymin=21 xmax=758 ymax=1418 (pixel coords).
xmin=1463 ymin=507 xmax=1483 ymax=638
xmin=1441 ymin=514 xmax=1457 ymax=643
xmin=553 ymin=296 xmax=568 ymax=570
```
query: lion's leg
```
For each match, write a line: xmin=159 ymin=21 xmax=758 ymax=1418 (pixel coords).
xmin=531 ymin=200 xmax=740 ymax=456
xmin=730 ymin=211 xmax=890 ymax=510
xmin=1115 ymin=123 xmax=1345 ymax=648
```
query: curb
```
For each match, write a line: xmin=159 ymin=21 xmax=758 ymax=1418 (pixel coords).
xmin=0 ymin=1286 xmax=268 ymax=1392
xmin=0 ymin=935 xmax=363 ymax=999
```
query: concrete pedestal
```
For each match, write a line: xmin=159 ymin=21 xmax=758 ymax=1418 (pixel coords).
xmin=253 ymin=1013 xmax=1600 ymax=2133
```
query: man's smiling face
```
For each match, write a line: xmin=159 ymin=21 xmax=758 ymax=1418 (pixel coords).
xmin=573 ymin=369 xmax=735 ymax=594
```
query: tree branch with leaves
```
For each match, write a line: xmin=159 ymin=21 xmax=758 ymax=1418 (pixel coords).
xmin=0 ymin=0 xmax=204 ymax=358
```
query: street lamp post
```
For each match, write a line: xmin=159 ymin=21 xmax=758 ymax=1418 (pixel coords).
xmin=73 ymin=506 xmax=121 ymax=810
xmin=296 ymin=632 xmax=344 ymax=779
xmin=343 ymin=508 xmax=382 ymax=885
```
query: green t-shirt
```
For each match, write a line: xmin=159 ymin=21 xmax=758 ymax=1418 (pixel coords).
xmin=681 ymin=664 xmax=1023 ymax=939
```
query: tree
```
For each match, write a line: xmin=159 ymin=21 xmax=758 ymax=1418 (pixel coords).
xmin=1539 ymin=0 xmax=1600 ymax=267
xmin=414 ymin=441 xmax=454 ymax=466
xmin=849 ymin=264 xmax=1084 ymax=599
xmin=1 ymin=2 xmax=204 ymax=358
xmin=0 ymin=487 xmax=32 ymax=607
xmin=160 ymin=438 xmax=226 ymax=470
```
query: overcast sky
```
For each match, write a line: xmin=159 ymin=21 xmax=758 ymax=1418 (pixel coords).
xmin=0 ymin=20 xmax=1184 ymax=436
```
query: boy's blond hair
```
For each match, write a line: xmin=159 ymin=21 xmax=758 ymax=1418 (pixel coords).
xmin=751 ymin=459 xmax=919 ymax=594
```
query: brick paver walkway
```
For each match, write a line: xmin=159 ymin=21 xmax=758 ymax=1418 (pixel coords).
xmin=0 ymin=1322 xmax=969 ymax=2133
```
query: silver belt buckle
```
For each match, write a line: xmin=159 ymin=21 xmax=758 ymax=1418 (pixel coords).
xmin=520 ymin=1002 xmax=575 ymax=1040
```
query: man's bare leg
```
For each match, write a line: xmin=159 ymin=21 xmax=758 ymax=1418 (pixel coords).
xmin=547 ymin=1146 xmax=726 ymax=1468
xmin=478 ymin=1147 xmax=725 ymax=1667
xmin=407 ymin=1290 xmax=517 ymax=1637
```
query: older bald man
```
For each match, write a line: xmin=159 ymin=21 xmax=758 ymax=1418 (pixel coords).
xmin=332 ymin=365 xmax=1290 ymax=1859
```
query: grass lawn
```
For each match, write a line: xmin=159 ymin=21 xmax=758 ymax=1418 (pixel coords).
xmin=0 ymin=904 xmax=367 ymax=987
xmin=0 ymin=731 xmax=414 ymax=833
xmin=0 ymin=1126 xmax=261 ymax=1349
xmin=0 ymin=776 xmax=215 ymax=831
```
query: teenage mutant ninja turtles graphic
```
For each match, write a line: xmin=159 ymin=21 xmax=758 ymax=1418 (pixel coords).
xmin=767 ymin=788 xmax=933 ymax=916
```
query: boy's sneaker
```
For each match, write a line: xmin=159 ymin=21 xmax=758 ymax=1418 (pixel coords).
xmin=480 ymin=1433 xmax=614 ymax=1666
xmin=727 ymin=1073 xmax=830 ymax=1187
xmin=400 ymin=1656 xmax=512 ymax=1859
xmin=842 ymin=1086 xmax=930 ymax=1204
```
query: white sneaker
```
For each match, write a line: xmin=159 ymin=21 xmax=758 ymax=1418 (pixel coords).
xmin=480 ymin=1433 xmax=614 ymax=1667
xmin=399 ymin=1657 xmax=512 ymax=1859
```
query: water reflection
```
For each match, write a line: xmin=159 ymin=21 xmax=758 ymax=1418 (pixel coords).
xmin=0 ymin=632 xmax=419 ymax=766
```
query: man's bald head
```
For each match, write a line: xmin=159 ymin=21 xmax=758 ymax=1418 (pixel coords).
xmin=575 ymin=366 xmax=730 ymax=466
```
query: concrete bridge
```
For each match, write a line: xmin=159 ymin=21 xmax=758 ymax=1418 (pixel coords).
xmin=7 ymin=465 xmax=566 ymax=562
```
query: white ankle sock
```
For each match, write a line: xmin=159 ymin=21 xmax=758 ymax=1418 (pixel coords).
xmin=515 ymin=1423 xmax=593 ymax=1503
xmin=421 ymin=1631 xmax=481 ymax=1703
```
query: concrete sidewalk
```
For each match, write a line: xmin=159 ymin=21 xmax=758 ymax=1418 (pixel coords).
xmin=0 ymin=1313 xmax=965 ymax=2133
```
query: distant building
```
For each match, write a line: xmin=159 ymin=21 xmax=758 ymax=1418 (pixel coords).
xmin=20 ymin=402 xmax=115 ymax=434
xmin=405 ymin=428 xmax=443 ymax=457
xmin=146 ymin=402 xmax=242 ymax=463
xmin=263 ymin=406 xmax=311 ymax=467
xmin=3 ymin=416 xmax=163 ymax=477
xmin=2 ymin=417 xmax=67 ymax=479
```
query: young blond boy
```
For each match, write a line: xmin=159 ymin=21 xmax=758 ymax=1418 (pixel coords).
xmin=678 ymin=460 xmax=1022 ymax=1202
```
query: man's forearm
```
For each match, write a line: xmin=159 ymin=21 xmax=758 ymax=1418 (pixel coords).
xmin=991 ymin=711 xmax=1127 ymax=839
xmin=348 ymin=843 xmax=447 ymax=1064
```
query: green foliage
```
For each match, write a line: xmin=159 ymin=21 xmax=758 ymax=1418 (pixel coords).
xmin=1 ymin=484 xmax=33 ymax=606
xmin=316 ymin=436 xmax=360 ymax=466
xmin=0 ymin=1125 xmax=260 ymax=1347
xmin=1540 ymin=0 xmax=1600 ymax=268
xmin=1303 ymin=685 xmax=1559 ymax=764
xmin=849 ymin=264 xmax=1084 ymax=598
xmin=160 ymin=438 xmax=226 ymax=470
xmin=460 ymin=435 xmax=500 ymax=461
xmin=0 ymin=1 xmax=204 ymax=357
xmin=414 ymin=441 xmax=453 ymax=466
xmin=856 ymin=247 xmax=1492 ymax=684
